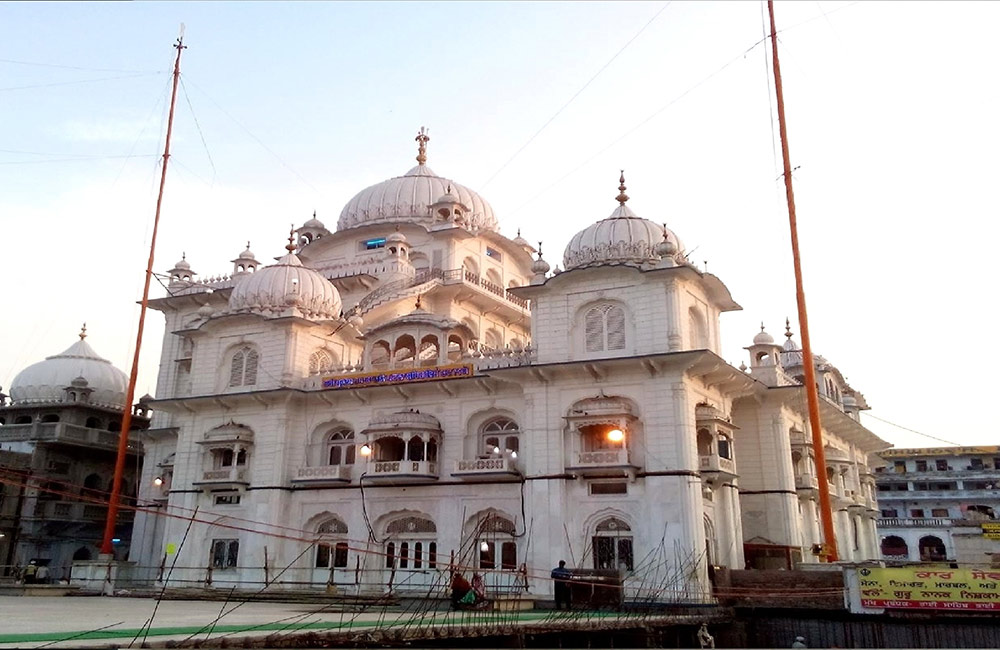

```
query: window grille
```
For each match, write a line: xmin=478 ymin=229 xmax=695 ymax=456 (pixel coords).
xmin=211 ymin=539 xmax=239 ymax=569
xmin=309 ymin=350 xmax=332 ymax=374
xmin=387 ymin=516 xmax=436 ymax=534
xmin=585 ymin=304 xmax=626 ymax=352
xmin=229 ymin=346 xmax=259 ymax=387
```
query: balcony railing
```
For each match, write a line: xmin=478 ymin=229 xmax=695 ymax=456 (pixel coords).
xmin=795 ymin=473 xmax=819 ymax=490
xmin=292 ymin=464 xmax=352 ymax=485
xmin=365 ymin=460 xmax=439 ymax=482
xmin=452 ymin=456 xmax=520 ymax=480
xmin=877 ymin=517 xmax=965 ymax=528
xmin=29 ymin=500 xmax=131 ymax=522
xmin=566 ymin=448 xmax=638 ymax=477
xmin=699 ymin=454 xmax=737 ymax=475
xmin=193 ymin=467 xmax=249 ymax=486
xmin=0 ymin=422 xmax=142 ymax=453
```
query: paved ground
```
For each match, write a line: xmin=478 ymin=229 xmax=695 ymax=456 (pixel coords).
xmin=0 ymin=596 xmax=620 ymax=648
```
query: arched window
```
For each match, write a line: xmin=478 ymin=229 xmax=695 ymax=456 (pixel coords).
xmin=85 ymin=417 xmax=101 ymax=429
xmin=315 ymin=518 xmax=349 ymax=569
xmin=375 ymin=436 xmax=406 ymax=462
xmin=481 ymin=418 xmax=520 ymax=456
xmin=370 ymin=340 xmax=390 ymax=369
xmin=447 ymin=335 xmax=463 ymax=362
xmin=476 ymin=514 xmax=518 ymax=571
xmin=592 ymin=517 xmax=633 ymax=571
xmin=688 ymin=307 xmax=708 ymax=349
xmin=483 ymin=328 xmax=503 ymax=351
xmin=309 ymin=350 xmax=333 ymax=375
xmin=919 ymin=535 xmax=947 ymax=561
xmin=880 ymin=535 xmax=908 ymax=557
xmin=418 ymin=336 xmax=439 ymax=366
xmin=229 ymin=346 xmax=259 ymax=387
xmin=584 ymin=304 xmax=626 ymax=353
xmin=41 ymin=414 xmax=59 ymax=423
xmin=696 ymin=429 xmax=713 ymax=456
xmin=385 ymin=516 xmax=437 ymax=573
xmin=327 ymin=430 xmax=356 ymax=466
xmin=393 ymin=335 xmax=416 ymax=368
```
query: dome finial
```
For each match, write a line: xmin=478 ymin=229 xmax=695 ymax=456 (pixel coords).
xmin=415 ymin=126 xmax=430 ymax=165
xmin=785 ymin=317 xmax=793 ymax=339
xmin=616 ymin=170 xmax=629 ymax=205
xmin=537 ymin=242 xmax=543 ymax=258
xmin=760 ymin=322 xmax=766 ymax=332
xmin=414 ymin=293 xmax=423 ymax=311
xmin=79 ymin=322 xmax=87 ymax=341
xmin=286 ymin=224 xmax=296 ymax=253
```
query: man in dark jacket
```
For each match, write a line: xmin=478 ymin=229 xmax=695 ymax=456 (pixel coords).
xmin=551 ymin=560 xmax=572 ymax=609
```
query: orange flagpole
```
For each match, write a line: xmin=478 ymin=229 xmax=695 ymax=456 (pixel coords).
xmin=767 ymin=1 xmax=838 ymax=561
xmin=101 ymin=32 xmax=186 ymax=556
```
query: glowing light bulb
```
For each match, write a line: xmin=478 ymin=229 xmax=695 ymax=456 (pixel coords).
xmin=360 ymin=444 xmax=372 ymax=457
xmin=493 ymin=446 xmax=501 ymax=455
xmin=153 ymin=476 xmax=164 ymax=487
xmin=607 ymin=428 xmax=625 ymax=443
xmin=510 ymin=451 xmax=518 ymax=459
xmin=480 ymin=541 xmax=490 ymax=552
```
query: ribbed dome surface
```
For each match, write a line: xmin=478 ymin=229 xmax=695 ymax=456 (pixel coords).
xmin=229 ymin=252 xmax=342 ymax=320
xmin=563 ymin=204 xmax=681 ymax=271
xmin=337 ymin=164 xmax=498 ymax=232
xmin=10 ymin=337 xmax=128 ymax=408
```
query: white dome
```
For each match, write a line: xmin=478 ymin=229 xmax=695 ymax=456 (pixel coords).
xmin=10 ymin=335 xmax=128 ymax=408
xmin=229 ymin=251 xmax=342 ymax=320
xmin=563 ymin=203 xmax=681 ymax=271
xmin=753 ymin=326 xmax=775 ymax=345
xmin=337 ymin=163 xmax=498 ymax=232
xmin=563 ymin=173 xmax=682 ymax=271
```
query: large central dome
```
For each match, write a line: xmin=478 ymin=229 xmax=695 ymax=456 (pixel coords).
xmin=337 ymin=129 xmax=498 ymax=232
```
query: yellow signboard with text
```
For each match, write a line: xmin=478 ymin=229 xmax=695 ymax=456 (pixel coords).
xmin=857 ymin=567 xmax=1000 ymax=611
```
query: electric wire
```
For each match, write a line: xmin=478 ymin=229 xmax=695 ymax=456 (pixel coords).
xmin=480 ymin=1 xmax=671 ymax=190
xmin=861 ymin=413 xmax=961 ymax=447
xmin=179 ymin=74 xmax=218 ymax=185
xmin=0 ymin=57 xmax=160 ymax=74
xmin=0 ymin=71 xmax=164 ymax=93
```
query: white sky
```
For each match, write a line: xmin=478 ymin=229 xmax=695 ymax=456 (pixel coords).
xmin=2 ymin=2 xmax=996 ymax=449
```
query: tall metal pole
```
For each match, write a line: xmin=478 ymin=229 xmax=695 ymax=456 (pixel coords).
xmin=101 ymin=33 xmax=186 ymax=555
xmin=767 ymin=1 xmax=838 ymax=561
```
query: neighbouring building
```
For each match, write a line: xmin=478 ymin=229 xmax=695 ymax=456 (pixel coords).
xmin=0 ymin=328 xmax=149 ymax=578
xmin=876 ymin=446 xmax=1000 ymax=565
xmin=126 ymin=130 xmax=888 ymax=600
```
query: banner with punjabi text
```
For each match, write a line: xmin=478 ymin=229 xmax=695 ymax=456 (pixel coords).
xmin=857 ymin=566 xmax=1000 ymax=611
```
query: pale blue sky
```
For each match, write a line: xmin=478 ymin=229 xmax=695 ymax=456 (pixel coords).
xmin=2 ymin=2 xmax=998 ymax=448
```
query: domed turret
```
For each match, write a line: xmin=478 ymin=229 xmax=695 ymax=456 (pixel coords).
xmin=231 ymin=242 xmax=258 ymax=276
xmin=168 ymin=253 xmax=195 ymax=286
xmin=9 ymin=325 xmax=128 ymax=409
xmin=562 ymin=172 xmax=683 ymax=271
xmin=753 ymin=324 xmax=775 ymax=345
xmin=228 ymin=231 xmax=342 ymax=321
xmin=298 ymin=211 xmax=330 ymax=247
xmin=531 ymin=243 xmax=550 ymax=285
xmin=337 ymin=128 xmax=498 ymax=232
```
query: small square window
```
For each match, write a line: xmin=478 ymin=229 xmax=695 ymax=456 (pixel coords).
xmin=214 ymin=494 xmax=241 ymax=506
xmin=935 ymin=459 xmax=948 ymax=471
xmin=931 ymin=508 xmax=949 ymax=517
xmin=910 ymin=509 xmax=924 ymax=518
xmin=589 ymin=481 xmax=628 ymax=495
xmin=485 ymin=247 xmax=502 ymax=262
xmin=361 ymin=237 xmax=386 ymax=251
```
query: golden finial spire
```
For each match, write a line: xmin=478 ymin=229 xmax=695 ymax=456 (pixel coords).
xmin=616 ymin=170 xmax=629 ymax=205
xmin=286 ymin=224 xmax=296 ymax=252
xmin=79 ymin=322 xmax=87 ymax=340
xmin=785 ymin=317 xmax=793 ymax=339
xmin=415 ymin=126 xmax=430 ymax=165
xmin=415 ymin=293 xmax=423 ymax=311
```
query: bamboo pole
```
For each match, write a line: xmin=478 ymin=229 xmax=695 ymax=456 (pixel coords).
xmin=767 ymin=0 xmax=838 ymax=561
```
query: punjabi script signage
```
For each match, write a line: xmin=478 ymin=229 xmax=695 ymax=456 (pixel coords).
xmin=983 ymin=522 xmax=1000 ymax=540
xmin=322 ymin=364 xmax=474 ymax=390
xmin=857 ymin=566 xmax=1000 ymax=611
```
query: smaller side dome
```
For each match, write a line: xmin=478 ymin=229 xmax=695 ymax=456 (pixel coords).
xmin=562 ymin=172 xmax=682 ymax=271
xmin=232 ymin=242 xmax=259 ymax=276
xmin=753 ymin=324 xmax=775 ymax=345
xmin=298 ymin=211 xmax=330 ymax=247
xmin=228 ymin=235 xmax=342 ymax=321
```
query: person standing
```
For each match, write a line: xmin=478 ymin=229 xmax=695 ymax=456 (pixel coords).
xmin=551 ymin=560 xmax=572 ymax=610
xmin=24 ymin=561 xmax=37 ymax=585
xmin=35 ymin=563 xmax=49 ymax=585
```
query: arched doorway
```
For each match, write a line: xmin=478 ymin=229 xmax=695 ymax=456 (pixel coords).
xmin=918 ymin=535 xmax=947 ymax=562
xmin=880 ymin=535 xmax=909 ymax=558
